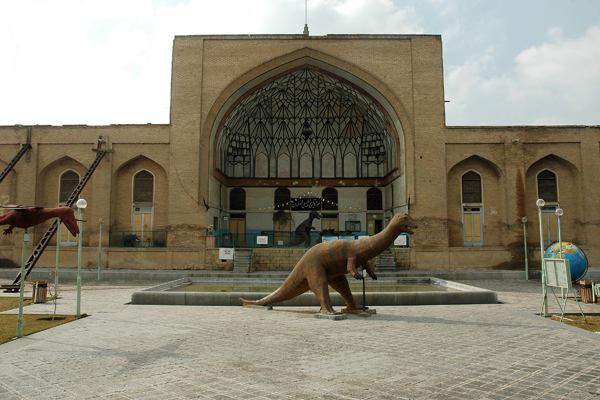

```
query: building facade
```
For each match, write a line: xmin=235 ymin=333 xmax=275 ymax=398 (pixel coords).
xmin=1 ymin=34 xmax=599 ymax=272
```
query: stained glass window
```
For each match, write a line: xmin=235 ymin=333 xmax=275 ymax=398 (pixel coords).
xmin=133 ymin=171 xmax=154 ymax=203
xmin=537 ymin=170 xmax=557 ymax=202
xmin=462 ymin=171 xmax=482 ymax=204
xmin=367 ymin=187 xmax=382 ymax=210
xmin=60 ymin=171 xmax=79 ymax=203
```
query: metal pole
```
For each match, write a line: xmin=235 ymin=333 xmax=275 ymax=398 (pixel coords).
xmin=98 ymin=218 xmax=102 ymax=280
xmin=556 ymin=208 xmax=564 ymax=299
xmin=537 ymin=199 xmax=548 ymax=317
xmin=76 ymin=207 xmax=83 ymax=318
xmin=55 ymin=222 xmax=61 ymax=298
xmin=522 ymin=217 xmax=528 ymax=280
xmin=16 ymin=231 xmax=30 ymax=338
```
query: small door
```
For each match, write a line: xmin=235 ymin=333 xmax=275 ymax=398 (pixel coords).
xmin=322 ymin=214 xmax=338 ymax=232
xmin=133 ymin=206 xmax=153 ymax=245
xmin=367 ymin=213 xmax=383 ymax=236
xmin=463 ymin=206 xmax=483 ymax=246
xmin=230 ymin=216 xmax=246 ymax=247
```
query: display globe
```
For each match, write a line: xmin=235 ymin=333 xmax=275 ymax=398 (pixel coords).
xmin=544 ymin=242 xmax=588 ymax=282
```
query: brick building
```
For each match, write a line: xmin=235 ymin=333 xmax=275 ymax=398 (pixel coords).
xmin=1 ymin=34 xmax=598 ymax=272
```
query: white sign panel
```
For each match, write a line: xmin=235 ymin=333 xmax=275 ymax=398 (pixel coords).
xmin=322 ymin=236 xmax=339 ymax=242
xmin=544 ymin=258 xmax=572 ymax=289
xmin=394 ymin=235 xmax=407 ymax=246
xmin=219 ymin=248 xmax=235 ymax=260
xmin=256 ymin=236 xmax=269 ymax=245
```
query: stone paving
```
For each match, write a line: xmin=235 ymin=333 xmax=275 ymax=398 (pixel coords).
xmin=1 ymin=276 xmax=599 ymax=399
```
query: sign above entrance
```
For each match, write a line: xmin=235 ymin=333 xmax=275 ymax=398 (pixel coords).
xmin=291 ymin=197 xmax=321 ymax=211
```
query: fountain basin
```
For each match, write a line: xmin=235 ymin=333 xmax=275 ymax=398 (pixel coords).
xmin=130 ymin=277 xmax=497 ymax=306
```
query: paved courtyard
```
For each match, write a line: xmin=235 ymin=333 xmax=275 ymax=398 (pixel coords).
xmin=1 ymin=275 xmax=599 ymax=399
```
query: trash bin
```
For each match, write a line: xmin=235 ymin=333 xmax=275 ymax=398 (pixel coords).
xmin=32 ymin=281 xmax=48 ymax=303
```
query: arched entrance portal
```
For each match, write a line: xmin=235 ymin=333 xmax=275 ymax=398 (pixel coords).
xmin=212 ymin=65 xmax=406 ymax=247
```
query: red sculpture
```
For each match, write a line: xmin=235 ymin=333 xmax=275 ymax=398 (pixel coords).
xmin=0 ymin=206 xmax=80 ymax=236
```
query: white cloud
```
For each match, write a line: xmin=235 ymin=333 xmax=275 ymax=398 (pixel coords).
xmin=445 ymin=26 xmax=600 ymax=125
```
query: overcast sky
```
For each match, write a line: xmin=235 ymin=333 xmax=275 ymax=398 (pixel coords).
xmin=1 ymin=0 xmax=599 ymax=127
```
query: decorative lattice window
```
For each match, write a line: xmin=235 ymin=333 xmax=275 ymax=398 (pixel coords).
xmin=60 ymin=171 xmax=79 ymax=203
xmin=217 ymin=68 xmax=398 ymax=179
xmin=230 ymin=188 xmax=246 ymax=210
xmin=367 ymin=187 xmax=382 ymax=210
xmin=462 ymin=171 xmax=482 ymax=204
xmin=275 ymin=187 xmax=290 ymax=210
xmin=133 ymin=171 xmax=154 ymax=203
xmin=537 ymin=170 xmax=557 ymax=203
xmin=322 ymin=187 xmax=338 ymax=211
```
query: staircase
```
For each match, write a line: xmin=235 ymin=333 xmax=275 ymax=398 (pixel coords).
xmin=376 ymin=249 xmax=396 ymax=272
xmin=233 ymin=248 xmax=253 ymax=273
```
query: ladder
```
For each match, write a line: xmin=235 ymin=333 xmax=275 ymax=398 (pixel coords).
xmin=6 ymin=150 xmax=108 ymax=290
xmin=0 ymin=144 xmax=31 ymax=185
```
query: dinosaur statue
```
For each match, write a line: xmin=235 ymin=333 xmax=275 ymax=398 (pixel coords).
xmin=290 ymin=210 xmax=321 ymax=246
xmin=241 ymin=212 xmax=418 ymax=315
xmin=0 ymin=206 xmax=80 ymax=236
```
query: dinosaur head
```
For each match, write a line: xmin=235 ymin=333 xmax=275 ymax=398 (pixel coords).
xmin=309 ymin=211 xmax=321 ymax=220
xmin=57 ymin=207 xmax=80 ymax=236
xmin=389 ymin=212 xmax=418 ymax=235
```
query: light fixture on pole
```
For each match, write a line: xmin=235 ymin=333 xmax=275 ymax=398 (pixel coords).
xmin=76 ymin=198 xmax=87 ymax=318
xmin=536 ymin=198 xmax=548 ymax=317
xmin=301 ymin=120 xmax=312 ymax=139
xmin=522 ymin=217 xmax=528 ymax=280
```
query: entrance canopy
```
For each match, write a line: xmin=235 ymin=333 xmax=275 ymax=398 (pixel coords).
xmin=216 ymin=68 xmax=398 ymax=180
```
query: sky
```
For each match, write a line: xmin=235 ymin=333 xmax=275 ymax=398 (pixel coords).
xmin=1 ymin=0 xmax=599 ymax=127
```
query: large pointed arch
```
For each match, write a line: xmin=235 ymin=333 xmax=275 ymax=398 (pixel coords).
xmin=205 ymin=48 xmax=411 ymax=192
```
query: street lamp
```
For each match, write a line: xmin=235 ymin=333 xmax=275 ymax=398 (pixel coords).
xmin=522 ymin=217 xmax=528 ymax=280
xmin=76 ymin=198 xmax=87 ymax=318
xmin=536 ymin=198 xmax=548 ymax=316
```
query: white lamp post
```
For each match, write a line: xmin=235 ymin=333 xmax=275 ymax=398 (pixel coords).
xmin=76 ymin=198 xmax=87 ymax=318
xmin=536 ymin=198 xmax=548 ymax=316
xmin=555 ymin=208 xmax=563 ymax=259
xmin=98 ymin=218 xmax=103 ymax=281
xmin=522 ymin=217 xmax=528 ymax=280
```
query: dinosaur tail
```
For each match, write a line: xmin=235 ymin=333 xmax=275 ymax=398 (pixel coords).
xmin=240 ymin=260 xmax=309 ymax=306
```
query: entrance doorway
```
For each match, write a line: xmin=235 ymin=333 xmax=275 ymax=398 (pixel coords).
xmin=367 ymin=213 xmax=383 ymax=236
xmin=133 ymin=206 xmax=153 ymax=246
xmin=230 ymin=214 xmax=246 ymax=247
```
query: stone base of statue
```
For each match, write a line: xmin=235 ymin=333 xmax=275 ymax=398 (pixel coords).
xmin=314 ymin=313 xmax=347 ymax=321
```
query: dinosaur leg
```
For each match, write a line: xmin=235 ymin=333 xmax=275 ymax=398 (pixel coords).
xmin=307 ymin=271 xmax=338 ymax=315
xmin=328 ymin=275 xmax=361 ymax=314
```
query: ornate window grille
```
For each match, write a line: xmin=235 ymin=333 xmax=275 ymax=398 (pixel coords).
xmin=461 ymin=171 xmax=482 ymax=204
xmin=366 ymin=187 xmax=382 ymax=210
xmin=537 ymin=170 xmax=558 ymax=203
xmin=60 ymin=170 xmax=79 ymax=204
xmin=217 ymin=68 xmax=398 ymax=179
xmin=133 ymin=171 xmax=154 ymax=203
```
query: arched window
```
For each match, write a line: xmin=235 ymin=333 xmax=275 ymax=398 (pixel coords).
xmin=274 ymin=187 xmax=290 ymax=211
xmin=133 ymin=171 xmax=154 ymax=203
xmin=462 ymin=171 xmax=482 ymax=203
xmin=322 ymin=187 xmax=338 ymax=211
xmin=537 ymin=170 xmax=558 ymax=203
xmin=230 ymin=188 xmax=246 ymax=210
xmin=59 ymin=170 xmax=79 ymax=203
xmin=367 ymin=187 xmax=382 ymax=210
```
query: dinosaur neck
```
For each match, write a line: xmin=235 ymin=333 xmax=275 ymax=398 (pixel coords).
xmin=360 ymin=219 xmax=405 ymax=259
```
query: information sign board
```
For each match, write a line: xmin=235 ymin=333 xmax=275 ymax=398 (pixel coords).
xmin=544 ymin=258 xmax=572 ymax=289
xmin=219 ymin=248 xmax=235 ymax=260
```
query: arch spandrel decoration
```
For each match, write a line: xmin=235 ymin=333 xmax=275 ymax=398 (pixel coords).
xmin=216 ymin=68 xmax=398 ymax=180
